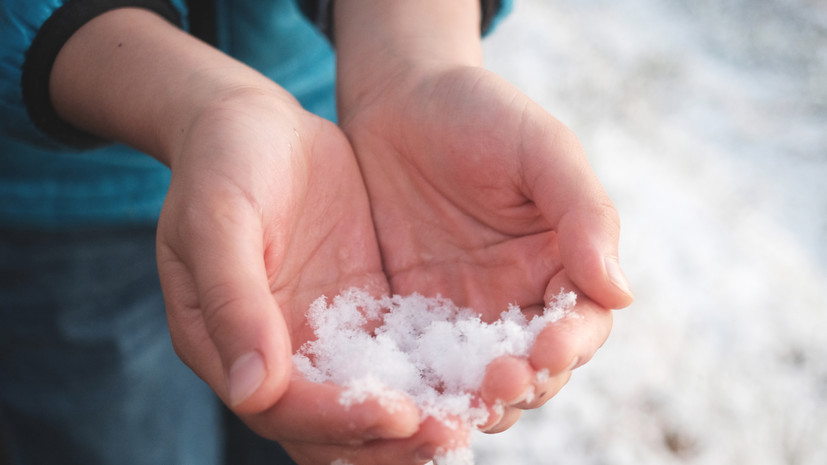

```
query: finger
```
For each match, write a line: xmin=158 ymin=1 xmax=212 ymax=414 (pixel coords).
xmin=404 ymin=416 xmax=472 ymax=464
xmin=556 ymin=203 xmax=634 ymax=310
xmin=512 ymin=369 xmax=571 ymax=410
xmin=530 ymin=275 xmax=614 ymax=376
xmin=174 ymin=197 xmax=293 ymax=414
xmin=281 ymin=415 xmax=471 ymax=465
xmin=480 ymin=356 xmax=533 ymax=406
xmin=480 ymin=406 xmax=522 ymax=434
xmin=522 ymin=116 xmax=634 ymax=310
xmin=244 ymin=376 xmax=420 ymax=445
xmin=480 ymin=356 xmax=569 ymax=413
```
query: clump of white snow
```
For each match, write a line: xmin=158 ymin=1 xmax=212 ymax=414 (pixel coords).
xmin=293 ymin=288 xmax=577 ymax=464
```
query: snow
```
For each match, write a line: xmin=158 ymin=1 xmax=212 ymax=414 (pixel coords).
xmin=474 ymin=0 xmax=827 ymax=464
xmin=293 ymin=289 xmax=577 ymax=464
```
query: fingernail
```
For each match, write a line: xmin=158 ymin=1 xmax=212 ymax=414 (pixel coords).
xmin=481 ymin=402 xmax=505 ymax=430
xmin=228 ymin=351 xmax=266 ymax=407
xmin=605 ymin=256 xmax=633 ymax=298
xmin=568 ymin=356 xmax=581 ymax=371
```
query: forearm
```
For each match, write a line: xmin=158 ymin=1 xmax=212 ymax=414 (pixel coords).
xmin=49 ymin=7 xmax=294 ymax=167
xmin=334 ymin=0 xmax=484 ymax=111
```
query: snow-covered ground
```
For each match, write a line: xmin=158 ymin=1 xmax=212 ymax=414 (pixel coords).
xmin=476 ymin=1 xmax=827 ymax=463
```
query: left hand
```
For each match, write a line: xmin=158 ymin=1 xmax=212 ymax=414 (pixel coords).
xmin=339 ymin=63 xmax=634 ymax=433
xmin=154 ymin=90 xmax=458 ymax=464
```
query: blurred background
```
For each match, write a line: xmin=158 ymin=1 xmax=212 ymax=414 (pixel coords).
xmin=475 ymin=0 xmax=827 ymax=463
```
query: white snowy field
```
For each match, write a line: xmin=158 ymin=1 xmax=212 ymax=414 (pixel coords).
xmin=475 ymin=1 xmax=827 ymax=464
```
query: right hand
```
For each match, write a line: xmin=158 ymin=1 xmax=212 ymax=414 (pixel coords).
xmin=47 ymin=8 xmax=481 ymax=462
xmin=155 ymin=88 xmax=469 ymax=464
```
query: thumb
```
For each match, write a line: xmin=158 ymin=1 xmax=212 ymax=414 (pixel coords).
xmin=526 ymin=123 xmax=634 ymax=310
xmin=555 ymin=203 xmax=634 ymax=309
xmin=167 ymin=203 xmax=293 ymax=414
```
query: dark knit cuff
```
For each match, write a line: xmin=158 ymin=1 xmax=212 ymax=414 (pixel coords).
xmin=480 ymin=0 xmax=502 ymax=34
xmin=22 ymin=0 xmax=182 ymax=149
xmin=301 ymin=0 xmax=502 ymax=44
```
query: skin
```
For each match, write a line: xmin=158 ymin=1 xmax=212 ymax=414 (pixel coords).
xmin=50 ymin=9 xmax=425 ymax=464
xmin=48 ymin=3 xmax=633 ymax=464
xmin=335 ymin=0 xmax=634 ymax=434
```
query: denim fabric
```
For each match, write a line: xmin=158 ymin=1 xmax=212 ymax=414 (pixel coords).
xmin=0 ymin=227 xmax=296 ymax=465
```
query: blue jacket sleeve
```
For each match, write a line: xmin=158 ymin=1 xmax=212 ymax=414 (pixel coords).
xmin=0 ymin=0 xmax=186 ymax=150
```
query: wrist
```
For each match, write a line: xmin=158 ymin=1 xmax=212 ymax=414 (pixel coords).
xmin=334 ymin=0 xmax=484 ymax=113
xmin=160 ymin=76 xmax=298 ymax=170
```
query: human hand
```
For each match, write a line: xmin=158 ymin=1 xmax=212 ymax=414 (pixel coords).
xmin=156 ymin=88 xmax=463 ymax=464
xmin=49 ymin=8 xmax=462 ymax=464
xmin=335 ymin=0 xmax=633 ymax=433
xmin=341 ymin=62 xmax=634 ymax=433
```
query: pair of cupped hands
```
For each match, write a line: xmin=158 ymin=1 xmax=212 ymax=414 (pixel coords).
xmin=48 ymin=6 xmax=632 ymax=464
xmin=155 ymin=61 xmax=633 ymax=464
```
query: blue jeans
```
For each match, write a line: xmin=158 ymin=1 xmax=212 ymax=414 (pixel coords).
xmin=0 ymin=227 xmax=296 ymax=465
